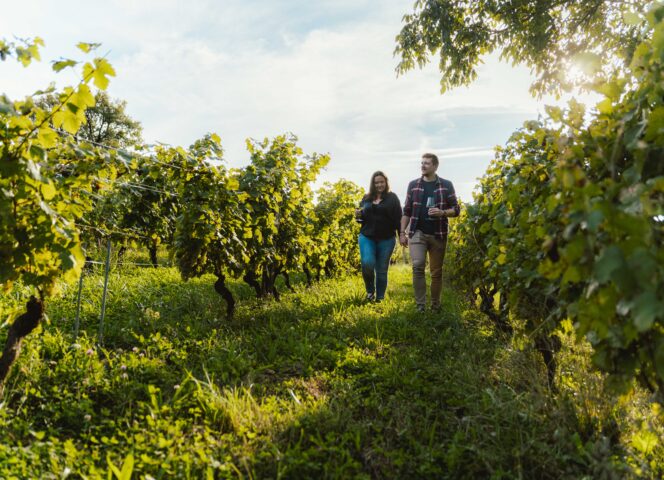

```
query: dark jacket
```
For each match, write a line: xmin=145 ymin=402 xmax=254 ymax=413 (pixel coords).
xmin=359 ymin=191 xmax=402 ymax=240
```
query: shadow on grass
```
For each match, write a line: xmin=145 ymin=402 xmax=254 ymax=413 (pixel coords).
xmin=8 ymin=266 xmax=650 ymax=478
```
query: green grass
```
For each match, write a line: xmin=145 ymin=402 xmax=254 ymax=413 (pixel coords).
xmin=0 ymin=262 xmax=662 ymax=479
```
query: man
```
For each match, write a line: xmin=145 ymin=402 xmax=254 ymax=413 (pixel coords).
xmin=400 ymin=153 xmax=460 ymax=312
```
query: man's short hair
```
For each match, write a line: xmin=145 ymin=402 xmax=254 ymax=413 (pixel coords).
xmin=422 ymin=153 xmax=439 ymax=167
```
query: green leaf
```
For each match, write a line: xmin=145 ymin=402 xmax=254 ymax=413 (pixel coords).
xmin=51 ymin=110 xmax=65 ymax=129
xmin=107 ymin=454 xmax=122 ymax=479
xmin=0 ymin=98 xmax=14 ymax=114
xmin=623 ymin=12 xmax=642 ymax=26
xmin=596 ymin=98 xmax=613 ymax=115
xmin=632 ymin=291 xmax=661 ymax=332
xmin=545 ymin=105 xmax=563 ymax=122
xmin=593 ymin=246 xmax=624 ymax=283
xmin=592 ymin=348 xmax=610 ymax=370
xmin=119 ymin=453 xmax=134 ymax=480
xmin=655 ymin=337 xmax=664 ymax=380
xmin=573 ymin=52 xmax=602 ymax=75
xmin=597 ymin=80 xmax=624 ymax=101
xmin=561 ymin=169 xmax=575 ymax=189
xmin=586 ymin=209 xmax=603 ymax=233
xmin=561 ymin=266 xmax=581 ymax=284
xmin=645 ymin=106 xmax=664 ymax=145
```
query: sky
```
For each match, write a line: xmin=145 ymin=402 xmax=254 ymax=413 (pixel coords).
xmin=1 ymin=0 xmax=595 ymax=203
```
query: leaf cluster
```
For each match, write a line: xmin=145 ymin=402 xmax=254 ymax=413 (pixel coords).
xmin=311 ymin=180 xmax=364 ymax=277
xmin=173 ymin=133 xmax=362 ymax=307
xmin=395 ymin=0 xmax=655 ymax=96
xmin=448 ymin=6 xmax=664 ymax=400
xmin=0 ymin=38 xmax=119 ymax=297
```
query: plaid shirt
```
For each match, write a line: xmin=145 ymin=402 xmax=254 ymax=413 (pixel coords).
xmin=403 ymin=176 xmax=460 ymax=238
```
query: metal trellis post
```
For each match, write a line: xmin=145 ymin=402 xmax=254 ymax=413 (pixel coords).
xmin=98 ymin=240 xmax=112 ymax=345
xmin=73 ymin=268 xmax=85 ymax=339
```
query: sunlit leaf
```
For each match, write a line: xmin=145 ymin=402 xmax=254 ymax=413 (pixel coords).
xmin=77 ymin=42 xmax=101 ymax=53
xmin=52 ymin=59 xmax=77 ymax=72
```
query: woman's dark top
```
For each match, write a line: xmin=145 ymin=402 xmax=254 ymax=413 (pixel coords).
xmin=359 ymin=192 xmax=402 ymax=240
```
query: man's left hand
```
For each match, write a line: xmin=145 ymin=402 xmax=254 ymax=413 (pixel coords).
xmin=427 ymin=208 xmax=446 ymax=218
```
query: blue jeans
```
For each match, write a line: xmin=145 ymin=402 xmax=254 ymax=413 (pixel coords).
xmin=358 ymin=233 xmax=396 ymax=300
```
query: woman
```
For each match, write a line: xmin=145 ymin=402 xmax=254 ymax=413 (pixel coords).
xmin=355 ymin=171 xmax=402 ymax=302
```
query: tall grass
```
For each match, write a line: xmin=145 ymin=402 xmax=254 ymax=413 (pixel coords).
xmin=0 ymin=259 xmax=661 ymax=478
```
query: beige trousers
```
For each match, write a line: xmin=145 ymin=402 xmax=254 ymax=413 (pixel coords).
xmin=408 ymin=230 xmax=448 ymax=307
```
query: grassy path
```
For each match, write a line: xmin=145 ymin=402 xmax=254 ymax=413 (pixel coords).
xmin=0 ymin=264 xmax=661 ymax=478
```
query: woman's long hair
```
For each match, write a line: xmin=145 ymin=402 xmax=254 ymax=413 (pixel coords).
xmin=365 ymin=171 xmax=390 ymax=201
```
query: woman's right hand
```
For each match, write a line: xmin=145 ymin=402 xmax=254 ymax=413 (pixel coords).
xmin=399 ymin=232 xmax=408 ymax=247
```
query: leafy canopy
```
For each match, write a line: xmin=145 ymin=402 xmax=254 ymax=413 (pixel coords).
xmin=395 ymin=0 xmax=656 ymax=96
xmin=1 ymin=37 xmax=119 ymax=297
xmin=447 ymin=7 xmax=664 ymax=399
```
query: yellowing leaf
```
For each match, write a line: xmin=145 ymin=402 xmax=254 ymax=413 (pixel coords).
xmin=77 ymin=42 xmax=101 ymax=53
xmin=227 ymin=177 xmax=240 ymax=191
xmin=119 ymin=453 xmax=134 ymax=480
xmin=37 ymin=127 xmax=58 ymax=148
xmin=631 ymin=429 xmax=658 ymax=454
xmin=91 ymin=58 xmax=116 ymax=90
xmin=41 ymin=183 xmax=57 ymax=200
xmin=52 ymin=59 xmax=77 ymax=72
xmin=75 ymin=84 xmax=95 ymax=109
xmin=27 ymin=44 xmax=41 ymax=62
xmin=82 ymin=62 xmax=94 ymax=84
xmin=9 ymin=115 xmax=32 ymax=131
xmin=62 ymin=110 xmax=81 ymax=134
xmin=51 ymin=110 xmax=65 ymax=129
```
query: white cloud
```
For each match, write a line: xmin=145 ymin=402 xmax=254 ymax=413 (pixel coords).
xmin=1 ymin=0 xmax=599 ymax=205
